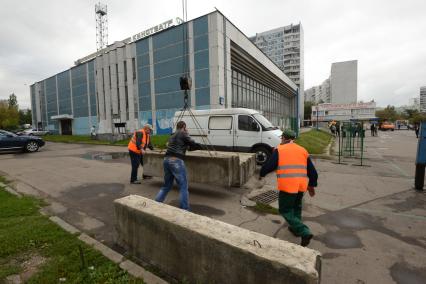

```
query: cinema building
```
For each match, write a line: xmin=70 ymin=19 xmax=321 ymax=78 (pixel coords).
xmin=30 ymin=11 xmax=299 ymax=137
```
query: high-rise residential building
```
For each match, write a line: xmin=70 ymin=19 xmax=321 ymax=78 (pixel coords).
xmin=408 ymin=97 xmax=420 ymax=110
xmin=250 ymin=23 xmax=304 ymax=123
xmin=330 ymin=60 xmax=357 ymax=104
xmin=305 ymin=60 xmax=357 ymax=105
xmin=304 ymin=78 xmax=330 ymax=104
xmin=421 ymin=87 xmax=426 ymax=112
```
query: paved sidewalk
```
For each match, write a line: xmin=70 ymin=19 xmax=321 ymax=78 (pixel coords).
xmin=0 ymin=130 xmax=425 ymax=283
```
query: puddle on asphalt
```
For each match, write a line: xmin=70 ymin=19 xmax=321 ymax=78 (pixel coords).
xmin=82 ymin=152 xmax=128 ymax=161
xmin=385 ymin=194 xmax=426 ymax=212
xmin=317 ymin=231 xmax=362 ymax=249
xmin=390 ymin=262 xmax=426 ymax=284
xmin=306 ymin=208 xmax=426 ymax=250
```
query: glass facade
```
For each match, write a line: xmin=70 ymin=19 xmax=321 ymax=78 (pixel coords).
xmin=30 ymin=85 xmax=36 ymax=125
xmin=231 ymin=69 xmax=291 ymax=126
xmin=39 ymin=81 xmax=47 ymax=129
xmin=135 ymin=16 xmax=210 ymax=134
xmin=71 ymin=64 xmax=89 ymax=118
xmin=88 ymin=60 xmax=97 ymax=116
xmin=57 ymin=70 xmax=72 ymax=115
xmin=45 ymin=76 xmax=58 ymax=131
xmin=193 ymin=16 xmax=210 ymax=108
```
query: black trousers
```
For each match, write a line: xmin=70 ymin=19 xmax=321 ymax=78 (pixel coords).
xmin=129 ymin=150 xmax=143 ymax=182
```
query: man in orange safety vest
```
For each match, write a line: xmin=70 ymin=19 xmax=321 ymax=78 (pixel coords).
xmin=128 ymin=124 xmax=154 ymax=184
xmin=259 ymin=129 xmax=318 ymax=247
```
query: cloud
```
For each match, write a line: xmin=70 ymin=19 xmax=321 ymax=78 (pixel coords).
xmin=1 ymin=0 xmax=425 ymax=109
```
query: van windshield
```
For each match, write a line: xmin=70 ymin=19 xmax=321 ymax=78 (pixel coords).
xmin=253 ymin=114 xmax=278 ymax=131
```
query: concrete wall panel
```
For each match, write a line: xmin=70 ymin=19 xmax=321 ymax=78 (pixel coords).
xmin=115 ymin=195 xmax=321 ymax=284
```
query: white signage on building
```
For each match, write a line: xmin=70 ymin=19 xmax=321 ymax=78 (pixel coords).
xmin=75 ymin=17 xmax=184 ymax=65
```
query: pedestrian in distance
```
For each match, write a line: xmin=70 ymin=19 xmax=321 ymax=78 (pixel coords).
xmin=90 ymin=125 xmax=96 ymax=139
xmin=155 ymin=121 xmax=202 ymax=211
xmin=258 ymin=129 xmax=318 ymax=247
xmin=370 ymin=124 xmax=375 ymax=137
xmin=415 ymin=124 xmax=419 ymax=138
xmin=128 ymin=124 xmax=154 ymax=184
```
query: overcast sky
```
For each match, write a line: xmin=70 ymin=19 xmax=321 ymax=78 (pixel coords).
xmin=1 ymin=0 xmax=426 ymax=109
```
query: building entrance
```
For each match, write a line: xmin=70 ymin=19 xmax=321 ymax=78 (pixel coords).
xmin=60 ymin=119 xmax=72 ymax=135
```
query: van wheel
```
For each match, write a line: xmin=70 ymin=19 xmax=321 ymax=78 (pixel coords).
xmin=253 ymin=146 xmax=271 ymax=165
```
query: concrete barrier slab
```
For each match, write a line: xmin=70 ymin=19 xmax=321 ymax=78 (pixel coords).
xmin=143 ymin=150 xmax=256 ymax=187
xmin=115 ymin=195 xmax=321 ymax=284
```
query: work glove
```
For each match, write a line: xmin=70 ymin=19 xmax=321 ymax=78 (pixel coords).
xmin=307 ymin=186 xmax=315 ymax=197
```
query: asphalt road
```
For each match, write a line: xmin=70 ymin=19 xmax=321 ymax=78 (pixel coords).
xmin=0 ymin=129 xmax=424 ymax=284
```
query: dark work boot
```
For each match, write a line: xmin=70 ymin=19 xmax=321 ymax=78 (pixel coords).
xmin=301 ymin=234 xmax=313 ymax=247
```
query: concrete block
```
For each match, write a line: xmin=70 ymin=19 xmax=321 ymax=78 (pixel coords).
xmin=143 ymin=150 xmax=256 ymax=187
xmin=115 ymin=195 xmax=321 ymax=284
xmin=120 ymin=260 xmax=168 ymax=284
xmin=79 ymin=233 xmax=124 ymax=264
xmin=49 ymin=216 xmax=80 ymax=234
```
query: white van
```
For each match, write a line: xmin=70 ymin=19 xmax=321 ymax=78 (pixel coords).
xmin=173 ymin=108 xmax=283 ymax=164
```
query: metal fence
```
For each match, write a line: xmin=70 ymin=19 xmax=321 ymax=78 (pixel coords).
xmin=335 ymin=121 xmax=366 ymax=166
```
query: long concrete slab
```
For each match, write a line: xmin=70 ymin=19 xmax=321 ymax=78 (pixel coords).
xmin=143 ymin=150 xmax=256 ymax=187
xmin=114 ymin=195 xmax=321 ymax=284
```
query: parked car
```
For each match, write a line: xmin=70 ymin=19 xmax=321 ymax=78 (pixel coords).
xmin=174 ymin=108 xmax=283 ymax=164
xmin=17 ymin=128 xmax=50 ymax=136
xmin=379 ymin=122 xmax=395 ymax=131
xmin=0 ymin=130 xmax=45 ymax=152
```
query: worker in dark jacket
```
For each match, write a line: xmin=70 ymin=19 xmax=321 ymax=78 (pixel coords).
xmin=128 ymin=124 xmax=154 ymax=184
xmin=259 ymin=129 xmax=318 ymax=247
xmin=155 ymin=121 xmax=201 ymax=210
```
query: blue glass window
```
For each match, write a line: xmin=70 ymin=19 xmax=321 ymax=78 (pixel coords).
xmin=194 ymin=50 xmax=209 ymax=69
xmin=193 ymin=16 xmax=208 ymax=36
xmin=194 ymin=34 xmax=208 ymax=51
xmin=196 ymin=87 xmax=210 ymax=106
xmin=195 ymin=69 xmax=209 ymax=88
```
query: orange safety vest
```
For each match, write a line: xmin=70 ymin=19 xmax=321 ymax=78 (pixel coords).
xmin=276 ymin=142 xmax=309 ymax=194
xmin=128 ymin=129 xmax=149 ymax=154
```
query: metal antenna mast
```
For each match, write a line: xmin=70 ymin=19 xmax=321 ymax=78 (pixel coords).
xmin=95 ymin=2 xmax=108 ymax=51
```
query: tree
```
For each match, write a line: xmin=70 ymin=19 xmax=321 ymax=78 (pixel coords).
xmin=304 ymin=101 xmax=315 ymax=120
xmin=375 ymin=105 xmax=399 ymax=122
xmin=410 ymin=113 xmax=426 ymax=125
xmin=19 ymin=109 xmax=32 ymax=125
xmin=8 ymin=93 xmax=18 ymax=109
xmin=0 ymin=100 xmax=19 ymax=130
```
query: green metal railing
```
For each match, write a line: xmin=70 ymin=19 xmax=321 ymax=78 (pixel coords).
xmin=336 ymin=121 xmax=366 ymax=166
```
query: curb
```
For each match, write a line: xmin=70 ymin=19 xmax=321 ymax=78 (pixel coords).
xmin=1 ymin=184 xmax=167 ymax=284
xmin=0 ymin=182 xmax=22 ymax=198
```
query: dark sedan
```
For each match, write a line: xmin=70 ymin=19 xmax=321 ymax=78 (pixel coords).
xmin=0 ymin=130 xmax=45 ymax=153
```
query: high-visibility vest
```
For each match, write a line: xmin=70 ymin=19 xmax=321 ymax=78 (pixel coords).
xmin=276 ymin=142 xmax=309 ymax=193
xmin=128 ymin=129 xmax=149 ymax=154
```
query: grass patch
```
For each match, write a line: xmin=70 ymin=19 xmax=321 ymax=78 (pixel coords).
xmin=249 ymin=202 xmax=280 ymax=215
xmin=44 ymin=134 xmax=170 ymax=149
xmin=295 ymin=129 xmax=333 ymax=154
xmin=0 ymin=184 xmax=144 ymax=283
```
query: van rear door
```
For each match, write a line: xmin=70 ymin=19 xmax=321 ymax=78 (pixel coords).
xmin=208 ymin=116 xmax=234 ymax=150
xmin=234 ymin=115 xmax=261 ymax=152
